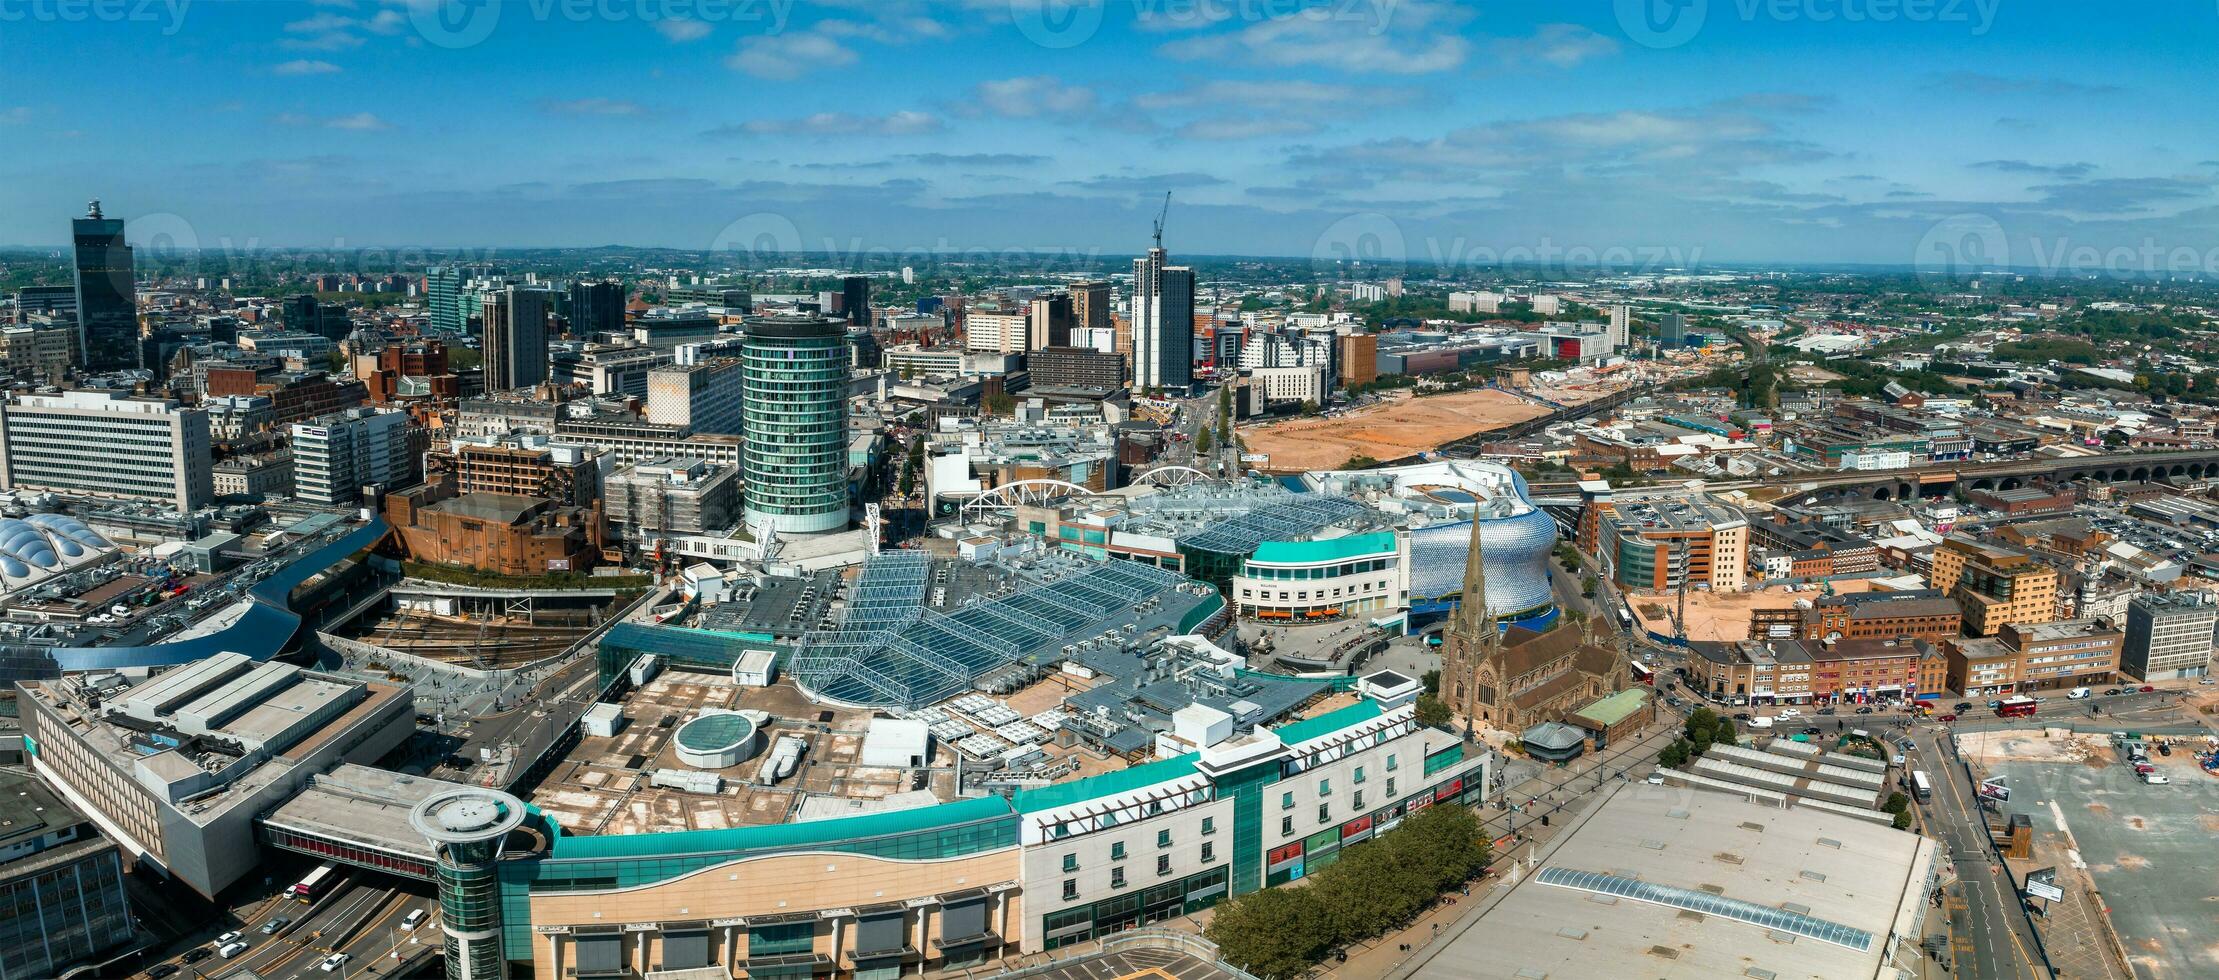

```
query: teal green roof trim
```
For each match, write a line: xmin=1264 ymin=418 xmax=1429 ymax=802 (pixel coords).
xmin=1248 ymin=531 xmax=1397 ymax=566
xmin=1573 ymin=688 xmax=1650 ymax=726
xmin=1177 ymin=589 xmax=1224 ymax=634
xmin=1271 ymin=699 xmax=1386 ymax=744
xmin=1016 ymin=754 xmax=1199 ymax=813
xmin=546 ymin=794 xmax=1016 ymax=862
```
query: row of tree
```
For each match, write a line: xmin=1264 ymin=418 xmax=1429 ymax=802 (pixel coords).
xmin=1205 ymin=804 xmax=1490 ymax=978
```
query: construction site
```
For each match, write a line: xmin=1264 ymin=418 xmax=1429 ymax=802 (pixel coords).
xmin=334 ymin=582 xmax=639 ymax=671
xmin=1240 ymin=388 xmax=1550 ymax=472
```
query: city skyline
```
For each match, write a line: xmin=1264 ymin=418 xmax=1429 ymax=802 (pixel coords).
xmin=1 ymin=2 xmax=2216 ymax=270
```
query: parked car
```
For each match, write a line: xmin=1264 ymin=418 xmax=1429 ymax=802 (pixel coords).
xmin=1855 ymin=706 xmax=1874 ymax=715
xmin=2139 ymin=685 xmax=2156 ymax=693
xmin=2157 ymin=741 xmax=2173 ymax=756
xmin=1801 ymin=726 xmax=1822 ymax=736
xmin=147 ymin=965 xmax=180 ymax=980
xmin=1939 ymin=713 xmax=1958 ymax=722
xmin=1817 ymin=706 xmax=1837 ymax=716
xmin=1953 ymin=701 xmax=1974 ymax=713
xmin=1732 ymin=712 xmax=1752 ymax=721
xmin=1986 ymin=700 xmax=2004 ymax=709
xmin=2104 ymin=688 xmax=2125 ymax=696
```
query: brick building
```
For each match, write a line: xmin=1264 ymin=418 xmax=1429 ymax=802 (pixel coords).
xmin=1805 ymin=589 xmax=1962 ymax=644
xmin=384 ymin=484 xmax=603 ymax=575
xmin=1930 ymin=535 xmax=2060 ymax=636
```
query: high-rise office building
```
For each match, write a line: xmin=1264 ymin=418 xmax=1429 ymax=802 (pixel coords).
xmin=1130 ymin=248 xmax=1194 ymax=391
xmin=647 ymin=360 xmax=744 ymax=436
xmin=740 ymin=314 xmax=849 ymax=534
xmin=70 ymin=200 xmax=138 ymax=372
xmin=292 ymin=406 xmax=413 ymax=506
xmin=284 ymin=294 xmax=350 ymax=341
xmin=964 ymin=310 xmax=1030 ymax=355
xmin=0 ymin=390 xmax=213 ymax=511
xmin=841 ymin=275 xmax=871 ymax=327
xmin=1028 ymin=293 xmax=1074 ymax=351
xmin=1072 ymin=280 xmax=1111 ymax=334
xmin=483 ymin=286 xmax=551 ymax=391
xmin=1607 ymin=304 xmax=1631 ymax=349
xmin=427 ymin=266 xmax=465 ymax=335
xmin=569 ymin=280 xmax=627 ymax=338
xmin=2123 ymin=592 xmax=2216 ymax=681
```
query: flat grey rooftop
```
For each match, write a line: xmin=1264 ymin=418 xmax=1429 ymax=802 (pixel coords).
xmin=1427 ymin=789 xmax=1934 ymax=980
xmin=262 ymin=763 xmax=483 ymax=863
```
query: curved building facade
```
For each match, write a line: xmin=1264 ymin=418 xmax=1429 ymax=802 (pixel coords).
xmin=1231 ymin=530 xmax=1401 ymax=622
xmin=741 ymin=314 xmax=850 ymax=534
xmin=484 ymin=696 xmax=1493 ymax=980
xmin=673 ymin=711 xmax=761 ymax=769
xmin=1406 ymin=511 xmax=1557 ymax=624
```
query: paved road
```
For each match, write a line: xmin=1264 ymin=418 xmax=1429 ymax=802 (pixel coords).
xmin=1913 ymin=725 xmax=2052 ymax=980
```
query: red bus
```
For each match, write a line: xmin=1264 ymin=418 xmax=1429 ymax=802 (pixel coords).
xmin=290 ymin=864 xmax=340 ymax=903
xmin=1995 ymin=696 xmax=2038 ymax=718
xmin=1630 ymin=661 xmax=1654 ymax=686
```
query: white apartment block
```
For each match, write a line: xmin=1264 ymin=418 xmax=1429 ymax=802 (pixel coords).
xmin=0 ymin=390 xmax=213 ymax=512
xmin=291 ymin=407 xmax=412 ymax=506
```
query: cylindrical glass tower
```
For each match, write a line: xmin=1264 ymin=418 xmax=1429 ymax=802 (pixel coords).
xmin=411 ymin=788 xmax=527 ymax=980
xmin=741 ymin=314 xmax=851 ymax=533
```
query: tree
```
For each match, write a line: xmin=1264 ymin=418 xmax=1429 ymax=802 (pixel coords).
xmin=1414 ymin=694 xmax=1452 ymax=730
xmin=1580 ymin=573 xmax=1598 ymax=599
xmin=1421 ymin=668 xmax=1440 ymax=696
xmin=1658 ymin=738 xmax=1691 ymax=769
xmin=1344 ymin=454 xmax=1380 ymax=469
xmin=1299 ymin=399 xmax=1320 ymax=416
xmin=1206 ymin=886 xmax=1333 ymax=979
xmin=1892 ymin=810 xmax=1914 ymax=831
xmin=981 ymin=392 xmax=1016 ymax=415
xmin=1196 ymin=426 xmax=1215 ymax=455
xmin=1882 ymin=791 xmax=1910 ymax=815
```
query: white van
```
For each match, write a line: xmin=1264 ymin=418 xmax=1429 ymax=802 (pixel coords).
xmin=2141 ymin=771 xmax=2170 ymax=785
xmin=402 ymin=909 xmax=429 ymax=931
xmin=1748 ymin=716 xmax=1776 ymax=730
xmin=219 ymin=941 xmax=250 ymax=959
xmin=2068 ymin=687 xmax=2092 ymax=700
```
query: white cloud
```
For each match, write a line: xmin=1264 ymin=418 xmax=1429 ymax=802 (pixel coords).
xmin=542 ymin=98 xmax=650 ymax=117
xmin=1177 ymin=117 xmax=1319 ymax=141
xmin=1504 ymin=23 xmax=1621 ymax=69
xmin=972 ymin=76 xmax=1097 ymax=117
xmin=724 ymin=110 xmax=944 ymax=136
xmin=273 ymin=59 xmax=343 ymax=76
xmin=328 ymin=112 xmax=390 ymax=130
xmin=726 ymin=32 xmax=857 ymax=79
xmin=1134 ymin=80 xmax=1418 ymax=112
xmin=655 ymin=19 xmax=713 ymax=42
xmin=1160 ymin=1 xmax=1470 ymax=75
xmin=0 ymin=107 xmax=32 ymax=125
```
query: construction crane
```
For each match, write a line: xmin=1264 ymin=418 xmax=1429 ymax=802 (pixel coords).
xmin=1151 ymin=191 xmax=1171 ymax=250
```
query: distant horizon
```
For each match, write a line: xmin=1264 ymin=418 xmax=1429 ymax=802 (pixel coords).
xmin=7 ymin=4 xmax=2218 ymax=274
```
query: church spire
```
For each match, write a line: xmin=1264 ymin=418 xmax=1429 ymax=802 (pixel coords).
xmin=1457 ymin=514 xmax=1497 ymax=643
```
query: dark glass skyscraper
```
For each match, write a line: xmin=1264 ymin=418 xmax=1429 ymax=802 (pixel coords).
xmin=568 ymin=280 xmax=626 ymax=337
xmin=70 ymin=201 xmax=138 ymax=372
xmin=841 ymin=274 xmax=870 ymax=327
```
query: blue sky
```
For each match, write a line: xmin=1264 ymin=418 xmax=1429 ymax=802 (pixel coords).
xmin=3 ymin=0 xmax=2216 ymax=268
